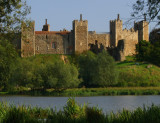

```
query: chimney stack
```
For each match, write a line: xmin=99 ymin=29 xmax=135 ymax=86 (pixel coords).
xmin=80 ymin=14 xmax=82 ymax=21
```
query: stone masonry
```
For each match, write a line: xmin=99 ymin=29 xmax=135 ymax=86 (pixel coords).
xmin=20 ymin=14 xmax=149 ymax=61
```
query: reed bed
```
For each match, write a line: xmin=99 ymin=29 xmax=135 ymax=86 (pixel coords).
xmin=0 ymin=98 xmax=160 ymax=123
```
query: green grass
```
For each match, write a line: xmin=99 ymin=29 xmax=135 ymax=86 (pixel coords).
xmin=1 ymin=98 xmax=160 ymax=123
xmin=1 ymin=87 xmax=160 ymax=96
xmin=116 ymin=58 xmax=160 ymax=87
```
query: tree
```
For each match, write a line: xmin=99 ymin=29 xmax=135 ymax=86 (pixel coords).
xmin=91 ymin=51 xmax=117 ymax=87
xmin=0 ymin=0 xmax=30 ymax=32
xmin=135 ymin=40 xmax=152 ymax=61
xmin=150 ymin=41 xmax=160 ymax=66
xmin=42 ymin=62 xmax=80 ymax=90
xmin=135 ymin=40 xmax=160 ymax=66
xmin=149 ymin=28 xmax=160 ymax=44
xmin=78 ymin=51 xmax=117 ymax=87
xmin=78 ymin=51 xmax=97 ymax=87
xmin=10 ymin=59 xmax=35 ymax=88
xmin=132 ymin=0 xmax=160 ymax=25
xmin=0 ymin=0 xmax=30 ymax=91
xmin=0 ymin=38 xmax=18 ymax=90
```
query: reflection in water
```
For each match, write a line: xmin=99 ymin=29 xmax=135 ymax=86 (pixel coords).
xmin=0 ymin=96 xmax=160 ymax=113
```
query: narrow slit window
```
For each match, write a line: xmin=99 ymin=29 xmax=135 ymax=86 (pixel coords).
xmin=37 ymin=46 xmax=39 ymax=50
xmin=52 ymin=42 xmax=56 ymax=49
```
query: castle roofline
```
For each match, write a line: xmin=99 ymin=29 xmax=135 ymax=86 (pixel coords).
xmin=35 ymin=31 xmax=70 ymax=35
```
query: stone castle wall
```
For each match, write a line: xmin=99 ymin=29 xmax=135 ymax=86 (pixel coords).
xmin=88 ymin=31 xmax=110 ymax=49
xmin=121 ymin=29 xmax=138 ymax=56
xmin=21 ymin=21 xmax=35 ymax=57
xmin=35 ymin=31 xmax=74 ymax=55
xmin=35 ymin=32 xmax=66 ymax=55
xmin=19 ymin=14 xmax=149 ymax=61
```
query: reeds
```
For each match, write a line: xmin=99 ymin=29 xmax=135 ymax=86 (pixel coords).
xmin=0 ymin=98 xmax=160 ymax=123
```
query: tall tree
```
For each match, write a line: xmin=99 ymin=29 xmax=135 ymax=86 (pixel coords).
xmin=0 ymin=38 xmax=18 ymax=90
xmin=132 ymin=0 xmax=160 ymax=25
xmin=0 ymin=0 xmax=30 ymax=32
xmin=78 ymin=51 xmax=117 ymax=87
xmin=0 ymin=0 xmax=30 ymax=91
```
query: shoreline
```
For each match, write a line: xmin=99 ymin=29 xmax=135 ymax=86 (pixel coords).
xmin=1 ymin=87 xmax=160 ymax=96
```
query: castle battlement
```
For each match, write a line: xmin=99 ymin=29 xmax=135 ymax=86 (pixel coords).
xmin=19 ymin=14 xmax=149 ymax=61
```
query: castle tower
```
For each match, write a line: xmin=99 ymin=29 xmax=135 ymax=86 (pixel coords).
xmin=134 ymin=18 xmax=149 ymax=42
xmin=72 ymin=14 xmax=88 ymax=53
xmin=110 ymin=14 xmax=123 ymax=47
xmin=42 ymin=19 xmax=50 ymax=31
xmin=21 ymin=21 xmax=35 ymax=57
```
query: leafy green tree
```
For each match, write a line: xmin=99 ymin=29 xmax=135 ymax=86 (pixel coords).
xmin=150 ymin=28 xmax=160 ymax=44
xmin=0 ymin=0 xmax=30 ymax=32
xmin=91 ymin=51 xmax=117 ymax=87
xmin=10 ymin=59 xmax=34 ymax=88
xmin=41 ymin=61 xmax=80 ymax=90
xmin=0 ymin=0 xmax=30 ymax=91
xmin=136 ymin=40 xmax=152 ymax=61
xmin=78 ymin=51 xmax=97 ymax=87
xmin=136 ymin=40 xmax=160 ymax=66
xmin=150 ymin=41 xmax=160 ymax=66
xmin=0 ymin=38 xmax=18 ymax=90
xmin=78 ymin=51 xmax=117 ymax=87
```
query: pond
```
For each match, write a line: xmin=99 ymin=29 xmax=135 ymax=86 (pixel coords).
xmin=0 ymin=96 xmax=160 ymax=113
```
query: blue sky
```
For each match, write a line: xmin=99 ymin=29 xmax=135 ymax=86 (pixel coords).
xmin=27 ymin=0 xmax=155 ymax=32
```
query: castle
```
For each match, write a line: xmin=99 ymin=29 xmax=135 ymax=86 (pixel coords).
xmin=19 ymin=14 xmax=149 ymax=61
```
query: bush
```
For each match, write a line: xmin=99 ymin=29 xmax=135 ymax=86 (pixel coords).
xmin=42 ymin=61 xmax=80 ymax=90
xmin=63 ymin=98 xmax=85 ymax=119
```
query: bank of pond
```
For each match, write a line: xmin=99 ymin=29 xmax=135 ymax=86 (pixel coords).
xmin=1 ymin=87 xmax=160 ymax=96
xmin=0 ymin=98 xmax=160 ymax=123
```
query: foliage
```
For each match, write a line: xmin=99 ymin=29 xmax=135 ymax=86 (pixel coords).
xmin=150 ymin=41 xmax=160 ymax=66
xmin=9 ymin=55 xmax=80 ymax=90
xmin=85 ymin=107 xmax=105 ymax=123
xmin=1 ymin=99 xmax=160 ymax=123
xmin=78 ymin=51 xmax=118 ymax=87
xmin=42 ymin=61 xmax=80 ymax=90
xmin=149 ymin=28 xmax=160 ymax=44
xmin=10 ymin=59 xmax=34 ymax=88
xmin=132 ymin=0 xmax=160 ymax=25
xmin=0 ymin=38 xmax=18 ymax=91
xmin=135 ymin=40 xmax=152 ymax=61
xmin=135 ymin=40 xmax=160 ymax=66
xmin=64 ymin=97 xmax=85 ymax=119
xmin=0 ymin=0 xmax=31 ymax=32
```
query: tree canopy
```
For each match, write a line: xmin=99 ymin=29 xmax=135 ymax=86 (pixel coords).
xmin=132 ymin=0 xmax=160 ymax=25
xmin=0 ymin=0 xmax=30 ymax=32
xmin=78 ymin=51 xmax=118 ymax=87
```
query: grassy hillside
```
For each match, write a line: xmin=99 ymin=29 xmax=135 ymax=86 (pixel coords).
xmin=116 ymin=57 xmax=160 ymax=87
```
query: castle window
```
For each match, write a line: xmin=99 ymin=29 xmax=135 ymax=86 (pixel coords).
xmin=46 ymin=35 xmax=48 ymax=39
xmin=52 ymin=42 xmax=57 ymax=49
xmin=37 ymin=46 xmax=39 ymax=51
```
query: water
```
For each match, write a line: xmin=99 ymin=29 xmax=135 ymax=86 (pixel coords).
xmin=0 ymin=96 xmax=160 ymax=114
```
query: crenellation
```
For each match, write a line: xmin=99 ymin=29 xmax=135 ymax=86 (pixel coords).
xmin=18 ymin=14 xmax=149 ymax=61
